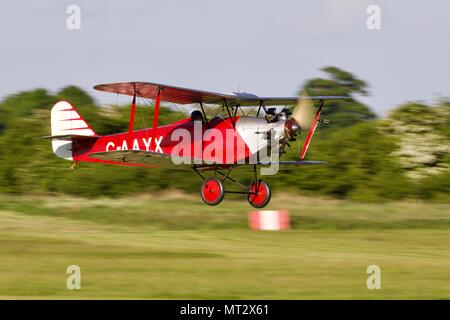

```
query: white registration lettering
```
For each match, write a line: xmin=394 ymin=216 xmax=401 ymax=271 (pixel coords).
xmin=132 ymin=138 xmax=139 ymax=150
xmin=142 ymin=137 xmax=151 ymax=151
xmin=106 ymin=142 xmax=115 ymax=151
xmin=153 ymin=136 xmax=163 ymax=153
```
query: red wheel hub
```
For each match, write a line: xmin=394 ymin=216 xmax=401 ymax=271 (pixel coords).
xmin=201 ymin=177 xmax=225 ymax=205
xmin=248 ymin=180 xmax=271 ymax=208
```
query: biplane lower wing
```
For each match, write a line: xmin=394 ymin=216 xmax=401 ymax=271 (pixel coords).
xmin=88 ymin=150 xmax=197 ymax=169
xmin=265 ymin=160 xmax=327 ymax=165
xmin=254 ymin=160 xmax=327 ymax=170
xmin=89 ymin=150 xmax=326 ymax=167
xmin=89 ymin=150 xmax=171 ymax=166
xmin=218 ymin=160 xmax=326 ymax=172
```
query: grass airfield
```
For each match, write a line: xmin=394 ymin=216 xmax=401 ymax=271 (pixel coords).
xmin=0 ymin=193 xmax=449 ymax=299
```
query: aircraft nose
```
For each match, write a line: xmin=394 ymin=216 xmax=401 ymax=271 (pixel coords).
xmin=284 ymin=119 xmax=299 ymax=140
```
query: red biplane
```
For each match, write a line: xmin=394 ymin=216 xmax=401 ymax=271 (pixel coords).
xmin=47 ymin=82 xmax=344 ymax=208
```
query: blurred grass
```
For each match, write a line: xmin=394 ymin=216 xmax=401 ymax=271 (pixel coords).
xmin=0 ymin=192 xmax=449 ymax=230
xmin=0 ymin=193 xmax=449 ymax=299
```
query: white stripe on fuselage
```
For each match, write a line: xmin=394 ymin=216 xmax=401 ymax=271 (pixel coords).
xmin=235 ymin=116 xmax=285 ymax=154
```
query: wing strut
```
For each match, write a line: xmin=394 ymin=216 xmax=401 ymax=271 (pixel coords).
xmin=128 ymin=92 xmax=136 ymax=134
xmin=223 ymin=99 xmax=235 ymax=128
xmin=150 ymin=87 xmax=161 ymax=151
xmin=299 ymin=99 xmax=324 ymax=161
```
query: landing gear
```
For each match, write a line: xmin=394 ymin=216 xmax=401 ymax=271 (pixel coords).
xmin=200 ymin=177 xmax=225 ymax=206
xmin=248 ymin=180 xmax=271 ymax=208
xmin=195 ymin=165 xmax=272 ymax=208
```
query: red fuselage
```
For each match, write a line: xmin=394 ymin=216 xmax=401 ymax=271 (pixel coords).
xmin=72 ymin=116 xmax=254 ymax=166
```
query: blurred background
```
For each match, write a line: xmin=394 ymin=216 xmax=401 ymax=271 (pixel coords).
xmin=0 ymin=0 xmax=449 ymax=299
xmin=0 ymin=66 xmax=448 ymax=201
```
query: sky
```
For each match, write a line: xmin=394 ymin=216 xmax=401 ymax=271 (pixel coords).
xmin=0 ymin=0 xmax=449 ymax=116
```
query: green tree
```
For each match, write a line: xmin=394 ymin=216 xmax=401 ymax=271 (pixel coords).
xmin=301 ymin=66 xmax=376 ymax=129
xmin=0 ymin=75 xmax=448 ymax=202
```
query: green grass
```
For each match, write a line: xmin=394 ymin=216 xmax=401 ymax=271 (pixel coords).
xmin=0 ymin=193 xmax=449 ymax=299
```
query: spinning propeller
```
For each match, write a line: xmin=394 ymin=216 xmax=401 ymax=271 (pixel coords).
xmin=283 ymin=92 xmax=325 ymax=160
xmin=292 ymin=92 xmax=318 ymax=131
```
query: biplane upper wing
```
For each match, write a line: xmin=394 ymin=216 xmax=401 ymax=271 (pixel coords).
xmin=93 ymin=82 xmax=347 ymax=106
xmin=234 ymin=92 xmax=347 ymax=106
xmin=94 ymin=82 xmax=237 ymax=105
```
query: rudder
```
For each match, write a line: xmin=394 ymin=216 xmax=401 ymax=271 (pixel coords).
xmin=51 ymin=101 xmax=97 ymax=160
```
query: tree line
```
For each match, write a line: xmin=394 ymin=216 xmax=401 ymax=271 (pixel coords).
xmin=0 ymin=67 xmax=448 ymax=202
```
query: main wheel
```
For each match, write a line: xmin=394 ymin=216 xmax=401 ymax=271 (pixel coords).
xmin=201 ymin=177 xmax=225 ymax=206
xmin=248 ymin=179 xmax=271 ymax=208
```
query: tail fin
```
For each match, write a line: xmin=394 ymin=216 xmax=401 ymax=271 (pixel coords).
xmin=51 ymin=101 xmax=97 ymax=160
